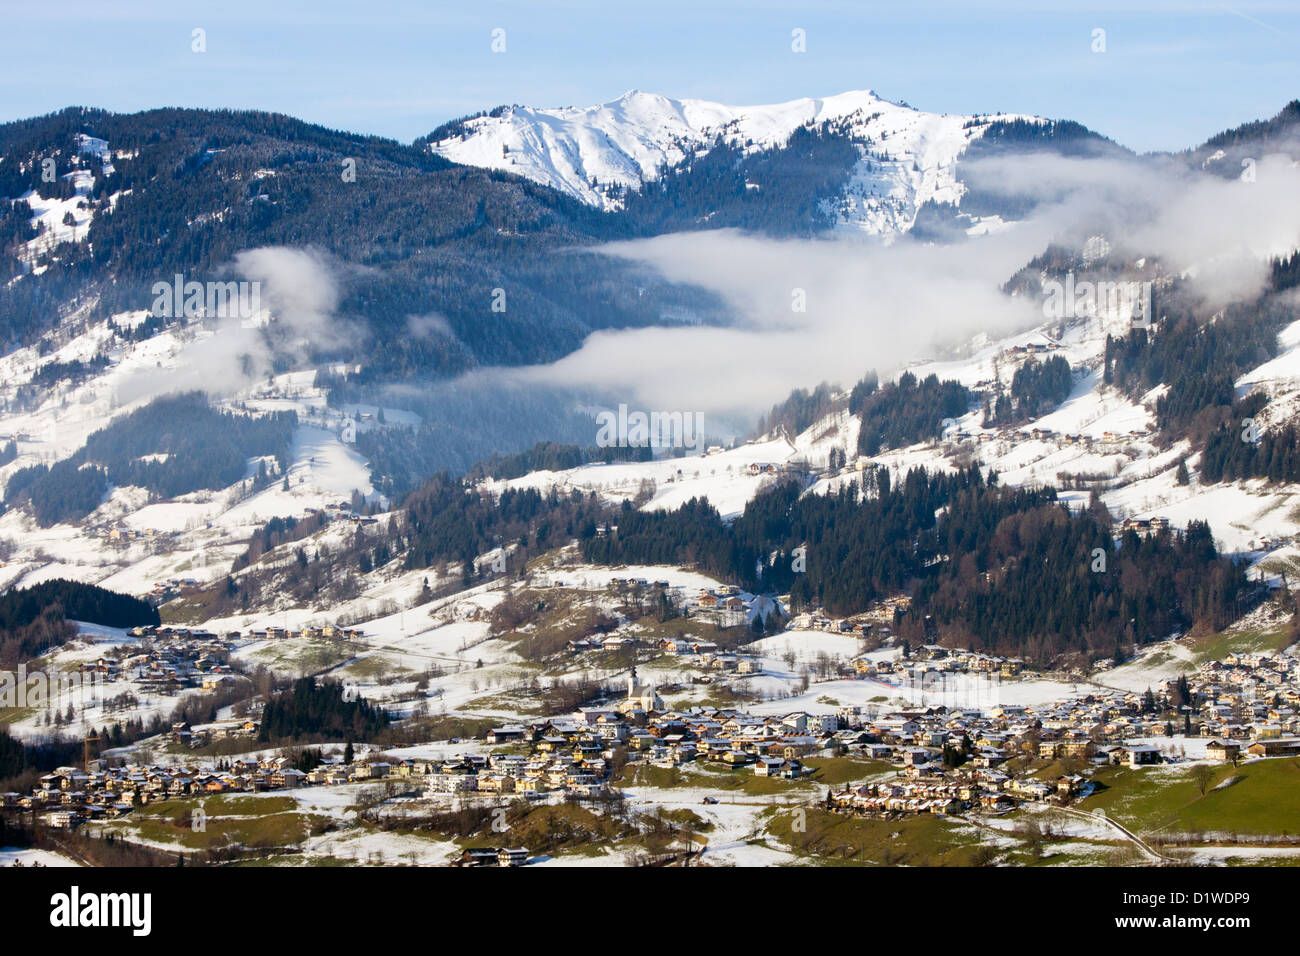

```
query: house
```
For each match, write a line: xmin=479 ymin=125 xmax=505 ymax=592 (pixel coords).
xmin=1056 ymin=774 xmax=1085 ymax=797
xmin=754 ymin=757 xmax=802 ymax=778
xmin=498 ymin=847 xmax=528 ymax=867
xmin=477 ymin=774 xmax=517 ymax=794
xmin=1123 ymin=745 xmax=1163 ymax=767
xmin=270 ymin=769 xmax=306 ymax=788
xmin=427 ymin=773 xmax=478 ymax=794
xmin=1205 ymin=740 xmax=1240 ymax=762
xmin=457 ymin=848 xmax=500 ymax=867
xmin=902 ymin=748 xmax=931 ymax=767
xmin=487 ymin=725 xmax=528 ymax=744
xmin=1246 ymin=737 xmax=1300 ymax=757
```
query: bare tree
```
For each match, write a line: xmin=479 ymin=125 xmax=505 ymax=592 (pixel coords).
xmin=1190 ymin=763 xmax=1215 ymax=796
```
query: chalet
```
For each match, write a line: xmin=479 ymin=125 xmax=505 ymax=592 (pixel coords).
xmin=1246 ymin=737 xmax=1300 ymax=757
xmin=902 ymin=748 xmax=931 ymax=767
xmin=754 ymin=757 xmax=802 ymax=778
xmin=487 ymin=725 xmax=528 ymax=744
xmin=1120 ymin=745 xmax=1163 ymax=767
xmin=457 ymin=848 xmax=501 ymax=867
xmin=1205 ymin=740 xmax=1241 ymax=761
xmin=498 ymin=847 xmax=529 ymax=867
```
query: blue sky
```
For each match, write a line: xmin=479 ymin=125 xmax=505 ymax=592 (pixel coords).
xmin=3 ymin=1 xmax=1297 ymax=152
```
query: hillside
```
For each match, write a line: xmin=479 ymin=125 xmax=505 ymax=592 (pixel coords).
xmin=0 ymin=106 xmax=713 ymax=383
xmin=421 ymin=89 xmax=1066 ymax=238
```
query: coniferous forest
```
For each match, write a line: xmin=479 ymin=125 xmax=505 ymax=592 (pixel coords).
xmin=987 ymin=356 xmax=1073 ymax=425
xmin=0 ymin=578 xmax=158 ymax=666
xmin=257 ymin=677 xmax=390 ymax=744
xmin=3 ymin=392 xmax=297 ymax=526
xmin=852 ymin=371 xmax=970 ymax=456
xmin=580 ymin=465 xmax=1251 ymax=664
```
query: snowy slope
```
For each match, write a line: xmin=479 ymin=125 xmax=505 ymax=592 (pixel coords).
xmin=0 ymin=313 xmax=386 ymax=598
xmin=476 ymin=263 xmax=1300 ymax=570
xmin=427 ymin=89 xmax=1038 ymax=236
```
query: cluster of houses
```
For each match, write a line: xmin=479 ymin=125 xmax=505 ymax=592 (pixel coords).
xmin=937 ymin=425 xmax=1152 ymax=454
xmin=1004 ymin=343 xmax=1057 ymax=357
xmin=104 ymin=525 xmax=164 ymax=543
xmin=319 ymin=501 xmax=380 ymax=525
xmin=854 ymin=645 xmax=1026 ymax=681
xmin=17 ymin=640 xmax=1300 ymax=837
xmin=4 ymin=753 xmax=308 ymax=828
xmin=1181 ymin=650 xmax=1300 ymax=743
xmin=414 ymin=671 xmax=823 ymax=796
xmin=454 ymin=846 xmax=529 ymax=867
xmin=72 ymin=633 xmax=239 ymax=695
xmin=559 ymin=580 xmax=780 ymax=642
xmin=146 ymin=577 xmax=205 ymax=600
xmin=789 ymin=598 xmax=910 ymax=636
xmin=834 ymin=647 xmax=1300 ymax=793
xmin=168 ymin=718 xmax=261 ymax=748
xmin=830 ymin=775 xmax=1017 ymax=817
xmin=127 ymin=621 xmax=365 ymax=644
xmin=1119 ymin=516 xmax=1172 ymax=537
xmin=3 ymin=748 xmax=466 ymax=829
xmin=423 ymin=747 xmax=612 ymax=798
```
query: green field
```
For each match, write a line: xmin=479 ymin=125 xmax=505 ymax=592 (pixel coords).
xmin=1190 ymin=626 xmax=1294 ymax=664
xmin=1080 ymin=757 xmax=1300 ymax=839
xmin=766 ymin=807 xmax=991 ymax=866
xmin=101 ymin=793 xmax=332 ymax=852
xmin=801 ymin=756 xmax=896 ymax=785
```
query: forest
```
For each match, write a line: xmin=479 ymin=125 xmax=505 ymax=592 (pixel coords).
xmin=903 ymin=495 xmax=1249 ymax=663
xmin=0 ymin=106 xmax=716 ymax=389
xmin=257 ymin=677 xmax=390 ymax=744
xmin=3 ymin=392 xmax=297 ymax=526
xmin=852 ymin=371 xmax=970 ymax=456
xmin=755 ymin=382 xmax=844 ymax=440
xmin=619 ymin=124 xmax=861 ymax=236
xmin=580 ymin=465 xmax=1251 ymax=663
xmin=403 ymin=475 xmax=610 ymax=580
xmin=467 ymin=439 xmax=655 ymax=482
xmin=1199 ymin=392 xmax=1300 ymax=484
xmin=986 ymin=355 xmax=1073 ymax=426
xmin=0 ymin=578 xmax=158 ymax=666
xmin=1105 ymin=273 xmax=1297 ymax=459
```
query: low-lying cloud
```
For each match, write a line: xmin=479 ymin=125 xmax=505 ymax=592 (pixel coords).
xmin=505 ymin=225 xmax=1052 ymax=416
xmin=961 ymin=148 xmax=1300 ymax=307
xmin=115 ymin=246 xmax=355 ymax=405
xmin=500 ymin=144 xmax=1300 ymax=419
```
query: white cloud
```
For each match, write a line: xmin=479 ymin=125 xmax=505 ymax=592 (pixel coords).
xmin=499 ymin=147 xmax=1300 ymax=418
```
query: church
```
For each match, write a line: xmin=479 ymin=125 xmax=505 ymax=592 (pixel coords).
xmin=617 ymin=667 xmax=663 ymax=715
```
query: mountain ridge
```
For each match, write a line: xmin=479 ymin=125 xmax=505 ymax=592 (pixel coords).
xmin=421 ymin=88 xmax=1052 ymax=236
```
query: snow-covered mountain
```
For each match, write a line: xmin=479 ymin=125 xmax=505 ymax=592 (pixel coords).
xmin=425 ymin=89 xmax=1040 ymax=237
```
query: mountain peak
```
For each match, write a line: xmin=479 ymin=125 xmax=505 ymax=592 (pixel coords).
xmin=426 ymin=88 xmax=1036 ymax=235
